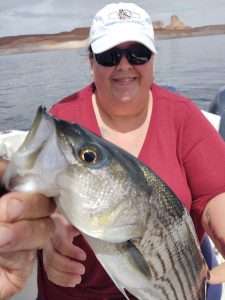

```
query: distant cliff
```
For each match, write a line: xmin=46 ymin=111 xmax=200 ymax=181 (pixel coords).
xmin=0 ymin=27 xmax=89 ymax=54
xmin=152 ymin=15 xmax=225 ymax=39
xmin=0 ymin=16 xmax=225 ymax=55
xmin=156 ymin=24 xmax=225 ymax=39
xmin=153 ymin=15 xmax=191 ymax=30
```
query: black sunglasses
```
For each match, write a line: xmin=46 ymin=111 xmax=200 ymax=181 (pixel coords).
xmin=94 ymin=44 xmax=153 ymax=67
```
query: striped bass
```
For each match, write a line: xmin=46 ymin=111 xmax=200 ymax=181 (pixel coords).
xmin=3 ymin=106 xmax=208 ymax=300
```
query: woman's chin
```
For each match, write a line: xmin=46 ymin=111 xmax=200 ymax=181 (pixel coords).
xmin=112 ymin=89 xmax=139 ymax=104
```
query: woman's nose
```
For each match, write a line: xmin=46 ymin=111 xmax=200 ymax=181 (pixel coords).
xmin=116 ymin=55 xmax=133 ymax=70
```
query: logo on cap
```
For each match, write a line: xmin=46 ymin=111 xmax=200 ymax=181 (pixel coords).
xmin=118 ymin=9 xmax=132 ymax=20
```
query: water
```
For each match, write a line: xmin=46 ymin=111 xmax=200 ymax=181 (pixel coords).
xmin=155 ymin=34 xmax=225 ymax=108
xmin=0 ymin=34 xmax=225 ymax=130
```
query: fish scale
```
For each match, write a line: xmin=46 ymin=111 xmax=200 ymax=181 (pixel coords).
xmin=3 ymin=106 xmax=208 ymax=300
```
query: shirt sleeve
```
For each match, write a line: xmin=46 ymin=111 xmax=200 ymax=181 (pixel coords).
xmin=179 ymin=102 xmax=225 ymax=238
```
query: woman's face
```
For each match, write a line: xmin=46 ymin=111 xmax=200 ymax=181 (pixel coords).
xmin=90 ymin=42 xmax=154 ymax=117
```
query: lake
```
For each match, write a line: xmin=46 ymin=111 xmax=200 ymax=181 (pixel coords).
xmin=0 ymin=34 xmax=225 ymax=130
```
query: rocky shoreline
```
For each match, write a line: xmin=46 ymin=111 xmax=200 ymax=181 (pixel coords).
xmin=0 ymin=24 xmax=225 ymax=55
xmin=156 ymin=24 xmax=225 ymax=39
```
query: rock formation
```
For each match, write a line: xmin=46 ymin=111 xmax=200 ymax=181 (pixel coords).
xmin=165 ymin=15 xmax=191 ymax=30
xmin=152 ymin=20 xmax=164 ymax=29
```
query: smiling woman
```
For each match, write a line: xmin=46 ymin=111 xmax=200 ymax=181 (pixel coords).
xmin=89 ymin=42 xmax=154 ymax=133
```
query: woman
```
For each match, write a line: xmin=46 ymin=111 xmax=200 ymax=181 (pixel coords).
xmin=0 ymin=3 xmax=225 ymax=300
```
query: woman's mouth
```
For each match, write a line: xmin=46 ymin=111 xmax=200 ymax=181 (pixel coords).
xmin=112 ymin=77 xmax=137 ymax=85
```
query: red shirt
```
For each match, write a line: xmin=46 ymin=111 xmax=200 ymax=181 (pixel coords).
xmin=37 ymin=83 xmax=225 ymax=300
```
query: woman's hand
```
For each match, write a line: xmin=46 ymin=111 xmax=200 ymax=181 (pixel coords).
xmin=0 ymin=160 xmax=56 ymax=299
xmin=208 ymin=262 xmax=225 ymax=284
xmin=0 ymin=192 xmax=56 ymax=299
xmin=202 ymin=192 xmax=225 ymax=284
xmin=43 ymin=212 xmax=87 ymax=287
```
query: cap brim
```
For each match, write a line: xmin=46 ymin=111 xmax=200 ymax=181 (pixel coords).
xmin=90 ymin=23 xmax=157 ymax=54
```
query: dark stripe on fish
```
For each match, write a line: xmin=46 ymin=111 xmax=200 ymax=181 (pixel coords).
xmin=165 ymin=220 xmax=197 ymax=299
xmin=154 ymin=283 xmax=171 ymax=300
xmin=167 ymin=245 xmax=188 ymax=300
xmin=156 ymin=252 xmax=166 ymax=274
xmin=155 ymin=254 xmax=180 ymax=300
xmin=183 ymin=220 xmax=206 ymax=299
xmin=148 ymin=259 xmax=158 ymax=279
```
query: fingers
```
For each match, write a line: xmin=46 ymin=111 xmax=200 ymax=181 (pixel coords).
xmin=43 ymin=213 xmax=87 ymax=287
xmin=0 ymin=250 xmax=36 ymax=270
xmin=52 ymin=211 xmax=81 ymax=240
xmin=51 ymin=212 xmax=86 ymax=260
xmin=0 ymin=192 xmax=56 ymax=222
xmin=44 ymin=264 xmax=83 ymax=287
xmin=43 ymin=241 xmax=85 ymax=287
xmin=0 ymin=250 xmax=36 ymax=299
xmin=52 ymin=234 xmax=87 ymax=261
xmin=0 ymin=190 xmax=56 ymax=299
xmin=208 ymin=262 xmax=225 ymax=284
xmin=0 ymin=192 xmax=56 ymax=251
xmin=0 ymin=218 xmax=55 ymax=252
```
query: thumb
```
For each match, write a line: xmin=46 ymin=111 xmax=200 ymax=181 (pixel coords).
xmin=208 ymin=262 xmax=225 ymax=284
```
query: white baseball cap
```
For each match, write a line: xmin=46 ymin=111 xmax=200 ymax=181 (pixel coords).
xmin=89 ymin=2 xmax=157 ymax=54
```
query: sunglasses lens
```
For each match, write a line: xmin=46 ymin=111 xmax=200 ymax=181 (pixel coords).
xmin=128 ymin=45 xmax=152 ymax=65
xmin=95 ymin=49 xmax=121 ymax=66
xmin=94 ymin=44 xmax=152 ymax=67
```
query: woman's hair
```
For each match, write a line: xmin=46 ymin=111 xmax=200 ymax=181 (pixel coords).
xmin=88 ymin=45 xmax=94 ymax=59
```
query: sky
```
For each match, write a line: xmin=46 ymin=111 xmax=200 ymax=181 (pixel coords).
xmin=0 ymin=0 xmax=225 ymax=37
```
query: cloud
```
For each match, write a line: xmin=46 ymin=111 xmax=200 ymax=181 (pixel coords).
xmin=0 ymin=0 xmax=92 ymax=36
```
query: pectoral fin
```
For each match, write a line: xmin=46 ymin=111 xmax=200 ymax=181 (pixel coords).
xmin=85 ymin=235 xmax=151 ymax=299
xmin=124 ymin=240 xmax=151 ymax=278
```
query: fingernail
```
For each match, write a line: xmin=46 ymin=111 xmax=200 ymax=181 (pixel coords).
xmin=7 ymin=198 xmax=24 ymax=220
xmin=0 ymin=226 xmax=13 ymax=247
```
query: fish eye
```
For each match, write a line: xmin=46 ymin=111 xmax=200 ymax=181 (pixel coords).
xmin=78 ymin=147 xmax=98 ymax=164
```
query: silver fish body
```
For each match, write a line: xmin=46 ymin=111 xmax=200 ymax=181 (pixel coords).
xmin=3 ymin=107 xmax=207 ymax=300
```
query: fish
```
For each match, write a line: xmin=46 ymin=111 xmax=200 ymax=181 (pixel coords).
xmin=3 ymin=106 xmax=208 ymax=300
